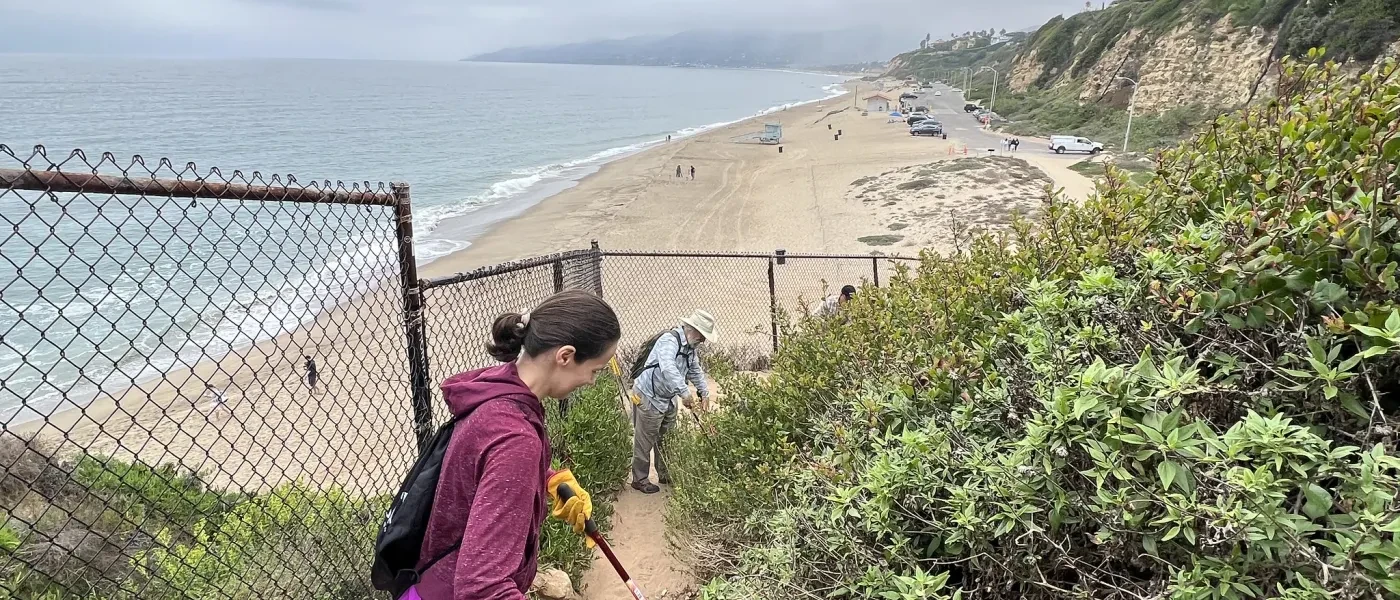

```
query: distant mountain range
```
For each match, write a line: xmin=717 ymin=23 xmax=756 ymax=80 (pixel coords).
xmin=464 ymin=29 xmax=912 ymax=69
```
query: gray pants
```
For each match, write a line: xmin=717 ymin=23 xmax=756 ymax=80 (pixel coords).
xmin=631 ymin=400 xmax=677 ymax=484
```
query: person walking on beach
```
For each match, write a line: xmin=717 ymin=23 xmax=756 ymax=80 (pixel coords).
xmin=689 ymin=165 xmax=696 ymax=180
xmin=630 ymin=309 xmax=715 ymax=494
xmin=303 ymin=354 xmax=319 ymax=391
xmin=204 ymin=383 xmax=231 ymax=417
xmin=405 ymin=290 xmax=620 ymax=600
xmin=1013 ymin=138 xmax=1021 ymax=152
xmin=676 ymin=165 xmax=683 ymax=178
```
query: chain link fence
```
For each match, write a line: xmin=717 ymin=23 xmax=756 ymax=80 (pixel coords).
xmin=0 ymin=145 xmax=419 ymax=599
xmin=1 ymin=144 xmax=918 ymax=599
xmin=417 ymin=249 xmax=918 ymax=427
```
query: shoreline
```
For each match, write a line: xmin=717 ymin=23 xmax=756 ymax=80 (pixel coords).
xmin=416 ymin=79 xmax=850 ymax=266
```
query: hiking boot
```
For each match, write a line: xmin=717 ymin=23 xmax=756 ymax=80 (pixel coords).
xmin=657 ymin=475 xmax=672 ymax=485
xmin=631 ymin=480 xmax=661 ymax=494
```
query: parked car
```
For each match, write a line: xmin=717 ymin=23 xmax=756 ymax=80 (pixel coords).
xmin=913 ymin=106 xmax=929 ymax=113
xmin=1049 ymin=135 xmax=1104 ymax=154
xmin=907 ymin=114 xmax=934 ymax=125
xmin=934 ymin=91 xmax=943 ymax=96
xmin=910 ymin=121 xmax=944 ymax=136
xmin=900 ymin=92 xmax=918 ymax=100
xmin=963 ymin=103 xmax=981 ymax=113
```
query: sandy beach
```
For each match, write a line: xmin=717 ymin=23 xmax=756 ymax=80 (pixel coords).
xmin=7 ymin=83 xmax=1096 ymax=597
xmin=419 ymin=83 xmax=1093 ymax=277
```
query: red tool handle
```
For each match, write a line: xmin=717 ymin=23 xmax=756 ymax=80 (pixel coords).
xmin=558 ymin=484 xmax=647 ymax=600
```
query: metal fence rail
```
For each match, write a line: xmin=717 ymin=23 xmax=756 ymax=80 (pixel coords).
xmin=1 ymin=144 xmax=921 ymax=600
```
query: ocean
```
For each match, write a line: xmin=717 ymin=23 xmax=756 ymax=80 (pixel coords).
xmin=0 ymin=56 xmax=844 ymax=422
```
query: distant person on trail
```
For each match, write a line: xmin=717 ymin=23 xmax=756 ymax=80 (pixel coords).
xmin=629 ymin=309 xmax=716 ymax=494
xmin=690 ymin=165 xmax=696 ymax=180
xmin=817 ymin=285 xmax=857 ymax=317
xmin=676 ymin=165 xmax=683 ymax=178
xmin=408 ymin=290 xmax=621 ymax=600
xmin=1012 ymin=138 xmax=1020 ymax=152
xmin=304 ymin=354 xmax=319 ymax=390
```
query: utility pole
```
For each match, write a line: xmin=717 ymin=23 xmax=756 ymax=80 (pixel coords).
xmin=1116 ymin=76 xmax=1139 ymax=152
xmin=977 ymin=66 xmax=1000 ymax=111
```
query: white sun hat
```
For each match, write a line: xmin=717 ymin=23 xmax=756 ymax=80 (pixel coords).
xmin=680 ymin=309 xmax=717 ymax=341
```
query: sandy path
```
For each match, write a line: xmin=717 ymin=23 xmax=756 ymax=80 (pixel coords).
xmin=579 ymin=486 xmax=693 ymax=600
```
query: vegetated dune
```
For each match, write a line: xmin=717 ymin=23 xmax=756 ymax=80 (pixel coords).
xmin=846 ymin=156 xmax=1051 ymax=250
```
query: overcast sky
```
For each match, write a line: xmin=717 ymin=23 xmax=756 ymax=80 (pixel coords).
xmin=0 ymin=0 xmax=1091 ymax=61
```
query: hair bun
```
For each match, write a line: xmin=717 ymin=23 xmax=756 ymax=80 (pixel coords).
xmin=487 ymin=312 xmax=529 ymax=362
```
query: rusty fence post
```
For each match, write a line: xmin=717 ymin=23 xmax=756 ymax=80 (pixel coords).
xmin=872 ymin=256 xmax=881 ymax=287
xmin=552 ymin=258 xmax=565 ymax=293
xmin=768 ymin=254 xmax=780 ymax=354
xmin=590 ymin=240 xmax=605 ymax=298
xmin=394 ymin=183 xmax=434 ymax=456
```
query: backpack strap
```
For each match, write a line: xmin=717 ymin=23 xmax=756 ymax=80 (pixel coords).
xmin=415 ymin=393 xmax=543 ymax=584
xmin=641 ymin=329 xmax=685 ymax=376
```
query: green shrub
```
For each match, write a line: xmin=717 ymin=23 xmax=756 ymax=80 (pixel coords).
xmin=72 ymin=457 xmax=241 ymax=534
xmin=0 ymin=527 xmax=18 ymax=555
xmin=670 ymin=56 xmax=1400 ymax=600
xmin=539 ymin=373 xmax=633 ymax=582
xmin=130 ymin=484 xmax=383 ymax=600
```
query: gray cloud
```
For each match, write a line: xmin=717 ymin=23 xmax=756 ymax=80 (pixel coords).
xmin=0 ymin=0 xmax=1090 ymax=60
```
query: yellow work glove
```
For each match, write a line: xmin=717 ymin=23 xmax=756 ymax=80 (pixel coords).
xmin=546 ymin=470 xmax=595 ymax=548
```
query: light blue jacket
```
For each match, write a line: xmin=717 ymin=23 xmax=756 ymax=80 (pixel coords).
xmin=633 ymin=326 xmax=710 ymax=414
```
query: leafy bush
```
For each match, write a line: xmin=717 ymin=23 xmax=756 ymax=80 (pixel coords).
xmin=131 ymin=484 xmax=383 ymax=600
xmin=2 ymin=440 xmax=383 ymax=600
xmin=72 ymin=457 xmax=241 ymax=532
xmin=0 ymin=528 xmax=18 ymax=555
xmin=670 ymin=56 xmax=1400 ymax=600
xmin=539 ymin=373 xmax=633 ymax=582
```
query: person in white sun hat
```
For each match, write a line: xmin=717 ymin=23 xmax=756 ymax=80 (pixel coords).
xmin=628 ymin=309 xmax=715 ymax=494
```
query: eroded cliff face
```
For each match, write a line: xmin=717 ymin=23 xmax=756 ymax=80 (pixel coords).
xmin=1071 ymin=17 xmax=1278 ymax=113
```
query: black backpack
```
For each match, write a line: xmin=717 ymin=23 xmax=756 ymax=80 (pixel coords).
xmin=370 ymin=410 xmax=473 ymax=597
xmin=628 ymin=329 xmax=684 ymax=380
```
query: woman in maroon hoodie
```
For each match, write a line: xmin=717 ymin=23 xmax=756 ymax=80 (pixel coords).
xmin=407 ymin=290 xmax=622 ymax=600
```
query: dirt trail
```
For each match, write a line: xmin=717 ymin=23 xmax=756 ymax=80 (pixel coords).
xmin=578 ymin=386 xmax=718 ymax=600
xmin=578 ymin=484 xmax=694 ymax=599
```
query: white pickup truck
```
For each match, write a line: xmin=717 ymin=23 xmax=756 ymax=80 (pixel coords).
xmin=1049 ymin=135 xmax=1104 ymax=154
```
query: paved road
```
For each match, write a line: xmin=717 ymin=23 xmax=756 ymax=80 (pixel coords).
xmin=901 ymin=83 xmax=1099 ymax=200
xmin=905 ymin=83 xmax=1021 ymax=151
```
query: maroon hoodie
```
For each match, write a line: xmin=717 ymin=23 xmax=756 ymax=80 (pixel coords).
xmin=413 ymin=362 xmax=553 ymax=600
